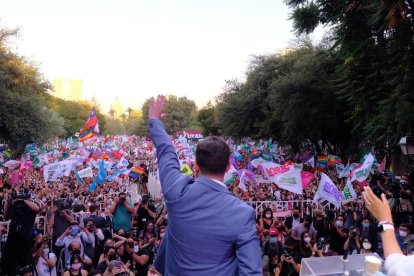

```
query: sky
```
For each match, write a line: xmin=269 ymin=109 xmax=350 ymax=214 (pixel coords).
xmin=0 ymin=0 xmax=324 ymax=113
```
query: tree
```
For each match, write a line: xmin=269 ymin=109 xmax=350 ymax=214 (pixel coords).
xmin=286 ymin=0 xmax=414 ymax=146
xmin=197 ymin=101 xmax=220 ymax=136
xmin=0 ymin=25 xmax=65 ymax=150
xmin=139 ymin=95 xmax=198 ymax=135
xmin=216 ymin=42 xmax=351 ymax=152
xmin=103 ymin=118 xmax=126 ymax=135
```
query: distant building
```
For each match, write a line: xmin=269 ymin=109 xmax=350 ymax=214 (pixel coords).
xmin=109 ymin=97 xmax=125 ymax=118
xmin=53 ymin=79 xmax=83 ymax=101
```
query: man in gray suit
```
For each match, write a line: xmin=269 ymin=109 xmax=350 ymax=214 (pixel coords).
xmin=148 ymin=95 xmax=261 ymax=276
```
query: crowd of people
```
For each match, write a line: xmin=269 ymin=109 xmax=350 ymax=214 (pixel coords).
xmin=0 ymin=134 xmax=413 ymax=275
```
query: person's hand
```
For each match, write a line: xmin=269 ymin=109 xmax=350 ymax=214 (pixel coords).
xmin=64 ymin=227 xmax=72 ymax=236
xmin=362 ymin=186 xmax=393 ymax=222
xmin=148 ymin=95 xmax=166 ymax=120
xmin=285 ymin=256 xmax=295 ymax=265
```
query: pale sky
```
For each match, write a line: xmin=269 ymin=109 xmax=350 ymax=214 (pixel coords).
xmin=0 ymin=0 xmax=324 ymax=113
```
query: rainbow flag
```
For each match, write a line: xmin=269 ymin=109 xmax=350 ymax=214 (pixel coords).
xmin=128 ymin=166 xmax=145 ymax=179
xmin=79 ymin=108 xmax=100 ymax=142
xmin=317 ymin=155 xmax=328 ymax=168
xmin=328 ymin=155 xmax=342 ymax=165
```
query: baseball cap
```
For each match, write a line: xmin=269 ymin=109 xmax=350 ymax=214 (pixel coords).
xmin=269 ymin=227 xmax=279 ymax=235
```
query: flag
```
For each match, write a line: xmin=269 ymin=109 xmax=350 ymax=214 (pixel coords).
xmin=233 ymin=150 xmax=243 ymax=161
xmin=79 ymin=108 xmax=100 ymax=142
xmin=32 ymin=153 xmax=50 ymax=168
xmin=301 ymin=171 xmax=314 ymax=189
xmin=274 ymin=168 xmax=303 ymax=194
xmin=97 ymin=160 xmax=107 ymax=184
xmin=73 ymin=168 xmax=85 ymax=185
xmin=19 ymin=161 xmax=33 ymax=171
xmin=305 ymin=156 xmax=315 ymax=168
xmin=350 ymin=153 xmax=375 ymax=182
xmin=224 ymin=164 xmax=238 ymax=184
xmin=314 ymin=172 xmax=343 ymax=207
xmin=339 ymin=162 xmax=352 ymax=178
xmin=239 ymin=169 xmax=255 ymax=192
xmin=260 ymin=162 xmax=291 ymax=179
xmin=180 ymin=164 xmax=193 ymax=175
xmin=328 ymin=155 xmax=342 ymax=165
xmin=342 ymin=178 xmax=357 ymax=202
xmin=335 ymin=163 xmax=345 ymax=176
xmin=77 ymin=166 xmax=93 ymax=178
xmin=43 ymin=160 xmax=76 ymax=182
xmin=88 ymin=176 xmax=98 ymax=192
xmin=317 ymin=156 xmax=328 ymax=168
xmin=379 ymin=156 xmax=386 ymax=172
xmin=3 ymin=160 xmax=21 ymax=170
xmin=129 ymin=166 xmax=145 ymax=179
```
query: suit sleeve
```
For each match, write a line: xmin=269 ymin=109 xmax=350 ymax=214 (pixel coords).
xmin=236 ymin=208 xmax=262 ymax=276
xmin=148 ymin=118 xmax=190 ymax=201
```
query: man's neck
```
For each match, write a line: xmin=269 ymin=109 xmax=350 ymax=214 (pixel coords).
xmin=198 ymin=173 xmax=224 ymax=183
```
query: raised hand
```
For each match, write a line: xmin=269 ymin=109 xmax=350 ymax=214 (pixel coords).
xmin=362 ymin=186 xmax=393 ymax=222
xmin=148 ymin=95 xmax=166 ymax=120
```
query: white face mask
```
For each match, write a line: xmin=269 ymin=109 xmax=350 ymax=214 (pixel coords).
xmin=265 ymin=214 xmax=272 ymax=218
xmin=304 ymin=237 xmax=311 ymax=243
xmin=362 ymin=243 xmax=371 ymax=250
xmin=43 ymin=248 xmax=50 ymax=256
xmin=133 ymin=245 xmax=139 ymax=253
xmin=399 ymin=230 xmax=408 ymax=238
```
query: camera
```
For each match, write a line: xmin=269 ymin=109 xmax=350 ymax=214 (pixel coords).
xmin=350 ymin=230 xmax=357 ymax=239
xmin=285 ymin=254 xmax=292 ymax=260
xmin=132 ymin=227 xmax=138 ymax=239
xmin=119 ymin=197 xmax=126 ymax=204
xmin=10 ymin=189 xmax=31 ymax=201
xmin=317 ymin=237 xmax=327 ymax=251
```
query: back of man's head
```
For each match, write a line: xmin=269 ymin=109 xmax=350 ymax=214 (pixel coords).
xmin=195 ymin=136 xmax=230 ymax=176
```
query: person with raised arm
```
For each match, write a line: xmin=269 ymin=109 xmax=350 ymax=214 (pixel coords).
xmin=148 ymin=95 xmax=262 ymax=275
xmin=362 ymin=186 xmax=414 ymax=276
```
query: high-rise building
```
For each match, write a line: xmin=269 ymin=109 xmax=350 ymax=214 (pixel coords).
xmin=53 ymin=79 xmax=83 ymax=101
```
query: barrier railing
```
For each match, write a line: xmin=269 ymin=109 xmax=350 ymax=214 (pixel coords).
xmin=246 ymin=200 xmax=366 ymax=219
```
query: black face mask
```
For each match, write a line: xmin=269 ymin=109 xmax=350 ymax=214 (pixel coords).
xmin=108 ymin=253 xmax=117 ymax=261
xmin=71 ymin=249 xmax=81 ymax=255
xmin=293 ymin=214 xmax=300 ymax=219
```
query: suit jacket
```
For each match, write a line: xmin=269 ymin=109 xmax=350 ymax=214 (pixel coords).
xmin=149 ymin=119 xmax=262 ymax=276
xmin=284 ymin=216 xmax=303 ymax=230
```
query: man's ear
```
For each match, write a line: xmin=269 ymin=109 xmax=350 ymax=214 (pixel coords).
xmin=225 ymin=161 xmax=231 ymax=173
xmin=194 ymin=161 xmax=200 ymax=177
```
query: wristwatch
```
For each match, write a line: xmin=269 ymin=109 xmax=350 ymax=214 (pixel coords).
xmin=377 ymin=221 xmax=394 ymax=232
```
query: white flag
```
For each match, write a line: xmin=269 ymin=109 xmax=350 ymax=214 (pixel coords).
xmin=315 ymin=173 xmax=343 ymax=207
xmin=306 ymin=156 xmax=315 ymax=168
xmin=342 ymin=178 xmax=357 ymax=202
xmin=77 ymin=166 xmax=93 ymax=178
xmin=274 ymin=168 xmax=303 ymax=194
xmin=43 ymin=160 xmax=76 ymax=182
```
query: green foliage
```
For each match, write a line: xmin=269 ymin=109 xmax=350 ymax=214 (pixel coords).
xmin=286 ymin=0 xmax=414 ymax=146
xmin=216 ymin=42 xmax=351 ymax=152
xmin=197 ymin=101 xmax=220 ymax=136
xmin=103 ymin=118 xmax=126 ymax=135
xmin=138 ymin=96 xmax=198 ymax=135
xmin=0 ymin=26 xmax=65 ymax=149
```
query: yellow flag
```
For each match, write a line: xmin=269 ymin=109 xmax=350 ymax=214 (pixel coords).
xmin=180 ymin=164 xmax=193 ymax=175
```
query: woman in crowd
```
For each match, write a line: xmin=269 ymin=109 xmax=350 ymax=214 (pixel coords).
xmin=63 ymin=255 xmax=88 ymax=276
xmin=296 ymin=231 xmax=314 ymax=259
xmin=260 ymin=208 xmax=275 ymax=236
xmin=360 ymin=236 xmax=373 ymax=254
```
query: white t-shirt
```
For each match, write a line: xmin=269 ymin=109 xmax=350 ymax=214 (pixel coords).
xmin=385 ymin=253 xmax=414 ymax=276
xmin=34 ymin=253 xmax=57 ymax=276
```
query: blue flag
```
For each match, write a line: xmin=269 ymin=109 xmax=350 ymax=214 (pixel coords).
xmin=73 ymin=168 xmax=85 ymax=185
xmin=88 ymin=177 xmax=98 ymax=192
xmin=97 ymin=160 xmax=107 ymax=184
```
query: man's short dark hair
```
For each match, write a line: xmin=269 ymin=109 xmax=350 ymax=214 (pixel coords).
xmin=89 ymin=204 xmax=99 ymax=213
xmin=196 ymin=136 xmax=230 ymax=175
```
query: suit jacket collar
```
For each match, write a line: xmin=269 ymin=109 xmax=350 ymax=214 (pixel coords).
xmin=197 ymin=176 xmax=231 ymax=194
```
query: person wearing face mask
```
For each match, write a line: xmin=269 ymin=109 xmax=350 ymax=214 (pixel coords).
xmin=96 ymin=245 xmax=118 ymax=273
xmin=262 ymin=228 xmax=282 ymax=276
xmin=296 ymin=231 xmax=314 ymax=259
xmin=259 ymin=208 xmax=275 ymax=237
xmin=291 ymin=215 xmax=317 ymax=243
xmin=124 ymin=239 xmax=150 ymax=276
xmin=275 ymin=238 xmax=301 ymax=276
xmin=360 ymin=237 xmax=373 ymax=254
xmin=83 ymin=219 xmax=104 ymax=267
xmin=62 ymin=255 xmax=87 ymax=276
xmin=328 ymin=214 xmax=348 ymax=255
xmin=357 ymin=217 xmax=378 ymax=252
xmin=55 ymin=222 xmax=94 ymax=265
xmin=141 ymin=222 xmax=157 ymax=257
xmin=285 ymin=207 xmax=303 ymax=233
xmin=33 ymin=240 xmax=57 ymax=276
xmin=396 ymin=223 xmax=414 ymax=255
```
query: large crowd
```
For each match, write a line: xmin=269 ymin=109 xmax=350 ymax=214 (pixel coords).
xmin=0 ymin=136 xmax=413 ymax=276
